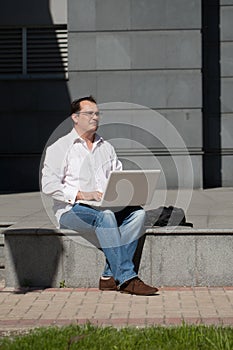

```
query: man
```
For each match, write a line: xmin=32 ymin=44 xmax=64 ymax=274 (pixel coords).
xmin=42 ymin=95 xmax=158 ymax=295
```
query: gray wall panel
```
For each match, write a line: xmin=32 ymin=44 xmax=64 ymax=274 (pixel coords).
xmin=68 ymin=0 xmax=96 ymax=31
xmin=98 ymin=109 xmax=202 ymax=149
xmin=70 ymin=31 xmax=201 ymax=71
xmin=222 ymin=156 xmax=233 ymax=186
xmin=131 ymin=0 xmax=201 ymax=30
xmin=221 ymin=6 xmax=233 ymax=40
xmin=96 ymin=72 xmax=132 ymax=102
xmin=221 ymin=43 xmax=233 ymax=76
xmin=222 ymin=114 xmax=233 ymax=148
xmin=69 ymin=0 xmax=201 ymax=31
xmin=68 ymin=73 xmax=97 ymax=100
xmin=130 ymin=71 xmax=202 ymax=108
xmin=69 ymin=0 xmax=131 ymax=31
xmin=69 ymin=71 xmax=202 ymax=110
xmin=96 ymin=0 xmax=131 ymax=30
xmin=120 ymin=155 xmax=202 ymax=188
xmin=69 ymin=33 xmax=96 ymax=71
xmin=163 ymin=110 xmax=202 ymax=148
xmin=96 ymin=34 xmax=131 ymax=70
xmin=131 ymin=31 xmax=201 ymax=69
xmin=220 ymin=2 xmax=233 ymax=186
xmin=221 ymin=78 xmax=233 ymax=112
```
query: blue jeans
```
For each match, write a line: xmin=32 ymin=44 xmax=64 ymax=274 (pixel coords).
xmin=60 ymin=204 xmax=146 ymax=286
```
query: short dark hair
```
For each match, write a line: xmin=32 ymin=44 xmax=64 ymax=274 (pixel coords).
xmin=71 ymin=95 xmax=97 ymax=114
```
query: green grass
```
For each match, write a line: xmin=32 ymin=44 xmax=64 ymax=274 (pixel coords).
xmin=0 ymin=323 xmax=233 ymax=350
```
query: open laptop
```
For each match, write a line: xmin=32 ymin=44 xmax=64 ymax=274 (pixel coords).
xmin=78 ymin=169 xmax=161 ymax=208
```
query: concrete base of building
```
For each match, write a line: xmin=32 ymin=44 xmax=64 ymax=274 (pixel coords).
xmin=3 ymin=226 xmax=233 ymax=288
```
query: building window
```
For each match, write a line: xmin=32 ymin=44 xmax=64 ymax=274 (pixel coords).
xmin=0 ymin=25 xmax=68 ymax=79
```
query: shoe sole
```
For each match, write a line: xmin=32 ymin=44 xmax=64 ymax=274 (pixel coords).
xmin=99 ymin=288 xmax=117 ymax=291
xmin=119 ymin=289 xmax=159 ymax=296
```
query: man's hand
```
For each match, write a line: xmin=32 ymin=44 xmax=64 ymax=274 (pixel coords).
xmin=76 ymin=191 xmax=103 ymax=202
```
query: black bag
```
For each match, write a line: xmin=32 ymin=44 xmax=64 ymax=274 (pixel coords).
xmin=153 ymin=206 xmax=193 ymax=227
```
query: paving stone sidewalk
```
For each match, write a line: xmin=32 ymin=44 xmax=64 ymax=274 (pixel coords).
xmin=0 ymin=287 xmax=233 ymax=333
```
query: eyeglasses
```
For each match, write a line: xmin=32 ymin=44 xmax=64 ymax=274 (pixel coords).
xmin=76 ymin=111 xmax=102 ymax=118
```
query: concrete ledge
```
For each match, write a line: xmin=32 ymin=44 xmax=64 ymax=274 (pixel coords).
xmin=3 ymin=225 xmax=233 ymax=288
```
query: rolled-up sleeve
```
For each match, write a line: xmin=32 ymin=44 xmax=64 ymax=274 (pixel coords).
xmin=111 ymin=145 xmax=123 ymax=171
xmin=42 ymin=143 xmax=77 ymax=204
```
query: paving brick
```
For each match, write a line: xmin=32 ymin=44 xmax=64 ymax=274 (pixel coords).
xmin=0 ymin=287 xmax=232 ymax=330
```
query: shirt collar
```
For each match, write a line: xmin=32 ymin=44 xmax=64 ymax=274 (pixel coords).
xmin=70 ymin=128 xmax=103 ymax=145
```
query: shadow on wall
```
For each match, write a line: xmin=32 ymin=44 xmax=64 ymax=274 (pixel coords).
xmin=4 ymin=229 xmax=64 ymax=288
xmin=4 ymin=228 xmax=146 ymax=289
xmin=0 ymin=0 xmax=71 ymax=193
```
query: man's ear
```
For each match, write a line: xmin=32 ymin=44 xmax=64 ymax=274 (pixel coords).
xmin=71 ymin=113 xmax=78 ymax=124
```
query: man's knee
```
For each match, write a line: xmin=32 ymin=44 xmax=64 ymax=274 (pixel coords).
xmin=97 ymin=209 xmax=116 ymax=226
xmin=134 ymin=208 xmax=146 ymax=222
xmin=102 ymin=209 xmax=115 ymax=220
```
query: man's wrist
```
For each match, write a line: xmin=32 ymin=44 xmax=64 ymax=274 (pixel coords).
xmin=76 ymin=191 xmax=83 ymax=201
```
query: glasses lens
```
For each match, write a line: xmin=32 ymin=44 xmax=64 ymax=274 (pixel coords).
xmin=79 ymin=111 xmax=101 ymax=117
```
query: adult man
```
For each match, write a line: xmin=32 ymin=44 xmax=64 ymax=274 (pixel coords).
xmin=42 ymin=96 xmax=158 ymax=295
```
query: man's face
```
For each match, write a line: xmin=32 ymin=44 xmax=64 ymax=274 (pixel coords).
xmin=73 ymin=100 xmax=100 ymax=135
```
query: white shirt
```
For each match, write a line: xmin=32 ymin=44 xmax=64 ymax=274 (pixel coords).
xmin=41 ymin=128 xmax=122 ymax=224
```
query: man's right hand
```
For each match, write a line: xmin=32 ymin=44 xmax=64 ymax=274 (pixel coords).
xmin=76 ymin=191 xmax=103 ymax=202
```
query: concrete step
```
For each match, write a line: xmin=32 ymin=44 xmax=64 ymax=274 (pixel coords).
xmin=0 ymin=224 xmax=14 ymax=282
xmin=3 ymin=226 xmax=233 ymax=288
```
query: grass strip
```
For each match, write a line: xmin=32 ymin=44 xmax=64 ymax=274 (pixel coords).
xmin=0 ymin=323 xmax=233 ymax=350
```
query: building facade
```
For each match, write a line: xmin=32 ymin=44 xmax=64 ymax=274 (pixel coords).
xmin=0 ymin=0 xmax=232 ymax=191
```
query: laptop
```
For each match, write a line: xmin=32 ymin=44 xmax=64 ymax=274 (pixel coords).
xmin=78 ymin=169 xmax=161 ymax=208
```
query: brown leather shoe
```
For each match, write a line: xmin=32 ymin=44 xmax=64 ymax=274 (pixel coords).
xmin=119 ymin=277 xmax=158 ymax=296
xmin=99 ymin=277 xmax=117 ymax=291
